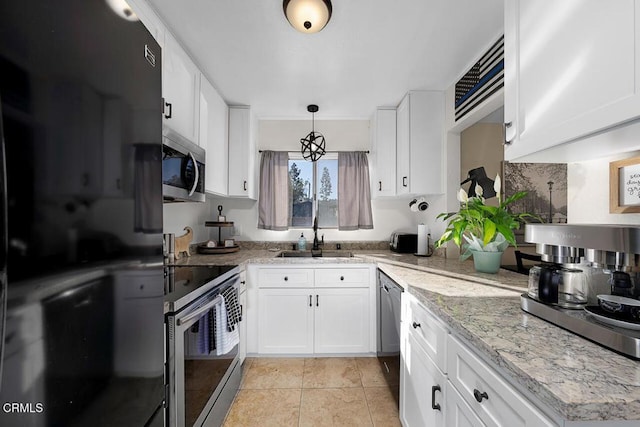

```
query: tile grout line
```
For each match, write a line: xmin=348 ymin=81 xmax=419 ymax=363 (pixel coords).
xmin=356 ymin=360 xmax=377 ymax=426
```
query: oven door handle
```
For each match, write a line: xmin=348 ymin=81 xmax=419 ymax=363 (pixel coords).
xmin=177 ymin=294 xmax=222 ymax=326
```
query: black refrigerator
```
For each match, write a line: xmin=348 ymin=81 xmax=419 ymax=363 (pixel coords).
xmin=0 ymin=0 xmax=164 ymax=426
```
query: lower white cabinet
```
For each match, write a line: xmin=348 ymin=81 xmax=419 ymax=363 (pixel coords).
xmin=447 ymin=334 xmax=555 ymax=427
xmin=400 ymin=330 xmax=445 ymax=427
xmin=258 ymin=288 xmax=315 ymax=354
xmin=400 ymin=292 xmax=556 ymax=427
xmin=253 ymin=265 xmax=374 ymax=355
xmin=238 ymin=270 xmax=247 ymax=364
xmin=445 ymin=380 xmax=486 ymax=427
xmin=314 ymin=288 xmax=370 ymax=353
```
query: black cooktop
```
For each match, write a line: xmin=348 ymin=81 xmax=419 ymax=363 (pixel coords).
xmin=164 ymin=265 xmax=238 ymax=313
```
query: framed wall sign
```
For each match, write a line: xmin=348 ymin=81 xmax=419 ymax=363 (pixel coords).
xmin=609 ymin=156 xmax=640 ymax=213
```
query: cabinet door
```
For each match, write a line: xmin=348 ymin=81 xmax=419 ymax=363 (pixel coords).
xmin=372 ymin=108 xmax=397 ymax=197
xmin=162 ymin=32 xmax=200 ymax=144
xmin=199 ymin=75 xmax=228 ymax=195
xmin=445 ymin=381 xmax=486 ymax=427
xmin=504 ymin=0 xmax=640 ymax=161
xmin=395 ymin=92 xmax=444 ymax=195
xmin=258 ymin=289 xmax=314 ymax=354
xmin=396 ymin=96 xmax=410 ymax=195
xmin=400 ymin=331 xmax=445 ymax=427
xmin=228 ymin=106 xmax=256 ymax=198
xmin=313 ymin=288 xmax=370 ymax=354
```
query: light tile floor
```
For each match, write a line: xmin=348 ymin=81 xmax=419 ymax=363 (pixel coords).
xmin=223 ymin=357 xmax=401 ymax=427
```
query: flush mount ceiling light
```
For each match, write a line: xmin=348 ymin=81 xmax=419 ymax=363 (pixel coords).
xmin=300 ymin=105 xmax=326 ymax=162
xmin=283 ymin=0 xmax=332 ymax=33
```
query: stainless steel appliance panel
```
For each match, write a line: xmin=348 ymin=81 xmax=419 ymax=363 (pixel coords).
xmin=162 ymin=132 xmax=206 ymax=202
xmin=167 ymin=272 xmax=241 ymax=427
xmin=0 ymin=0 xmax=164 ymax=424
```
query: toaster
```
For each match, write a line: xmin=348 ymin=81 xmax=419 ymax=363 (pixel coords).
xmin=390 ymin=232 xmax=418 ymax=253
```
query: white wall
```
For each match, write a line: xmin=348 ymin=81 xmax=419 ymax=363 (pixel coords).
xmin=568 ymin=150 xmax=640 ymax=224
xmin=163 ymin=199 xmax=215 ymax=243
xmin=207 ymin=119 xmax=439 ymax=242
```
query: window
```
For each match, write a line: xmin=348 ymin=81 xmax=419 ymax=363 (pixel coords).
xmin=288 ymin=153 xmax=338 ymax=228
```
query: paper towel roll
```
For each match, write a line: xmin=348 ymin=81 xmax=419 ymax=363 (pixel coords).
xmin=417 ymin=224 xmax=429 ymax=256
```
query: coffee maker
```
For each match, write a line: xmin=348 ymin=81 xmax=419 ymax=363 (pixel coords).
xmin=521 ymin=224 xmax=640 ymax=359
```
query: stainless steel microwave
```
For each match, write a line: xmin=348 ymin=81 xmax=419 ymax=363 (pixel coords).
xmin=162 ymin=131 xmax=205 ymax=202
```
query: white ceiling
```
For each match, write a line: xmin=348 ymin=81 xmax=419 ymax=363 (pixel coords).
xmin=148 ymin=0 xmax=504 ymax=119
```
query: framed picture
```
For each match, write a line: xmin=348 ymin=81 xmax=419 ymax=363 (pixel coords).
xmin=502 ymin=161 xmax=568 ymax=222
xmin=609 ymin=156 xmax=640 ymax=213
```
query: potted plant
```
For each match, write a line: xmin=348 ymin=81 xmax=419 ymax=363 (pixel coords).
xmin=434 ymin=175 xmax=536 ymax=273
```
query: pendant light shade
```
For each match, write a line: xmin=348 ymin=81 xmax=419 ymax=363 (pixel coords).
xmin=283 ymin=0 xmax=332 ymax=34
xmin=300 ymin=105 xmax=326 ymax=162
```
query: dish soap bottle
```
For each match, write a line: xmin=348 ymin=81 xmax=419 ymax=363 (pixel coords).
xmin=298 ymin=233 xmax=307 ymax=251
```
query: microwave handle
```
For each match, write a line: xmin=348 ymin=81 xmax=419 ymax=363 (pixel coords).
xmin=187 ymin=151 xmax=199 ymax=196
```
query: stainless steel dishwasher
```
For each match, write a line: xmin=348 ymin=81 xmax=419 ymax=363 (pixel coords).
xmin=377 ymin=269 xmax=403 ymax=404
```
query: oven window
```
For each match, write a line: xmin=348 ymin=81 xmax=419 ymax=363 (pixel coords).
xmin=183 ymin=306 xmax=238 ymax=426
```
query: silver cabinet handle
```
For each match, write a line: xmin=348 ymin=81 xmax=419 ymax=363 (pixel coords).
xmin=503 ymin=121 xmax=514 ymax=145
xmin=187 ymin=151 xmax=199 ymax=196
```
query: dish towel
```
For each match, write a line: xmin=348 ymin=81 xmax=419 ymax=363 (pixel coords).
xmin=221 ymin=286 xmax=242 ymax=331
xmin=196 ymin=309 xmax=210 ymax=355
xmin=216 ymin=295 xmax=239 ymax=356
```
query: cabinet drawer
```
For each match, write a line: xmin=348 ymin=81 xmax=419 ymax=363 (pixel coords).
xmin=447 ymin=334 xmax=555 ymax=427
xmin=258 ymin=268 xmax=314 ymax=288
xmin=405 ymin=294 xmax=448 ymax=373
xmin=315 ymin=268 xmax=369 ymax=287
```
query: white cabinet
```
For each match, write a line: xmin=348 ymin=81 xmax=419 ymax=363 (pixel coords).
xmin=400 ymin=329 xmax=446 ymax=427
xmin=371 ymin=108 xmax=397 ymax=197
xmin=445 ymin=381 xmax=486 ymax=427
xmin=162 ymin=31 xmax=200 ymax=144
xmin=257 ymin=288 xmax=315 ymax=354
xmin=228 ymin=106 xmax=256 ymax=198
xmin=400 ymin=292 xmax=555 ymax=427
xmin=199 ymin=75 xmax=229 ymax=195
xmin=396 ymin=91 xmax=444 ymax=195
xmin=255 ymin=265 xmax=374 ymax=355
xmin=447 ymin=334 xmax=554 ymax=427
xmin=504 ymin=0 xmax=640 ymax=161
xmin=314 ymin=288 xmax=370 ymax=354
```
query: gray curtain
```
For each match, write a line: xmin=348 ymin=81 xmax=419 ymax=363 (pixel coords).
xmin=338 ymin=152 xmax=373 ymax=230
xmin=258 ymin=151 xmax=289 ymax=230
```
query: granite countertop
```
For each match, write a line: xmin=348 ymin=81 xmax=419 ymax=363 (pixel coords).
xmin=171 ymin=248 xmax=640 ymax=422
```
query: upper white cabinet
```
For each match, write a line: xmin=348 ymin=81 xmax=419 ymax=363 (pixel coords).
xmin=162 ymin=32 xmax=200 ymax=144
xmin=199 ymin=75 xmax=228 ymax=195
xmin=504 ymin=0 xmax=640 ymax=161
xmin=228 ymin=106 xmax=256 ymax=199
xmin=371 ymin=108 xmax=397 ymax=197
xmin=396 ymin=91 xmax=444 ymax=196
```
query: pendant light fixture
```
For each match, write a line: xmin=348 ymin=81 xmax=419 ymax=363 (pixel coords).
xmin=300 ymin=105 xmax=326 ymax=162
xmin=283 ymin=0 xmax=332 ymax=34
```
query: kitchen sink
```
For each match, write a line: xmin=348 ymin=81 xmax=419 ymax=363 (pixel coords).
xmin=276 ymin=250 xmax=353 ymax=258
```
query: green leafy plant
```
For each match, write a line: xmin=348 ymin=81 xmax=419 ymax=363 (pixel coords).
xmin=434 ymin=175 xmax=537 ymax=260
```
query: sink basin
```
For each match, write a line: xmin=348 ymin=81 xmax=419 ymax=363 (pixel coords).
xmin=277 ymin=250 xmax=353 ymax=258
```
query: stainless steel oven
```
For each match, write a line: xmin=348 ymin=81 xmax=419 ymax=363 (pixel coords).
xmin=165 ymin=266 xmax=242 ymax=427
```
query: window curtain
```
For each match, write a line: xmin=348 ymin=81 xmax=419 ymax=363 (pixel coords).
xmin=258 ymin=151 xmax=289 ymax=230
xmin=338 ymin=152 xmax=373 ymax=230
